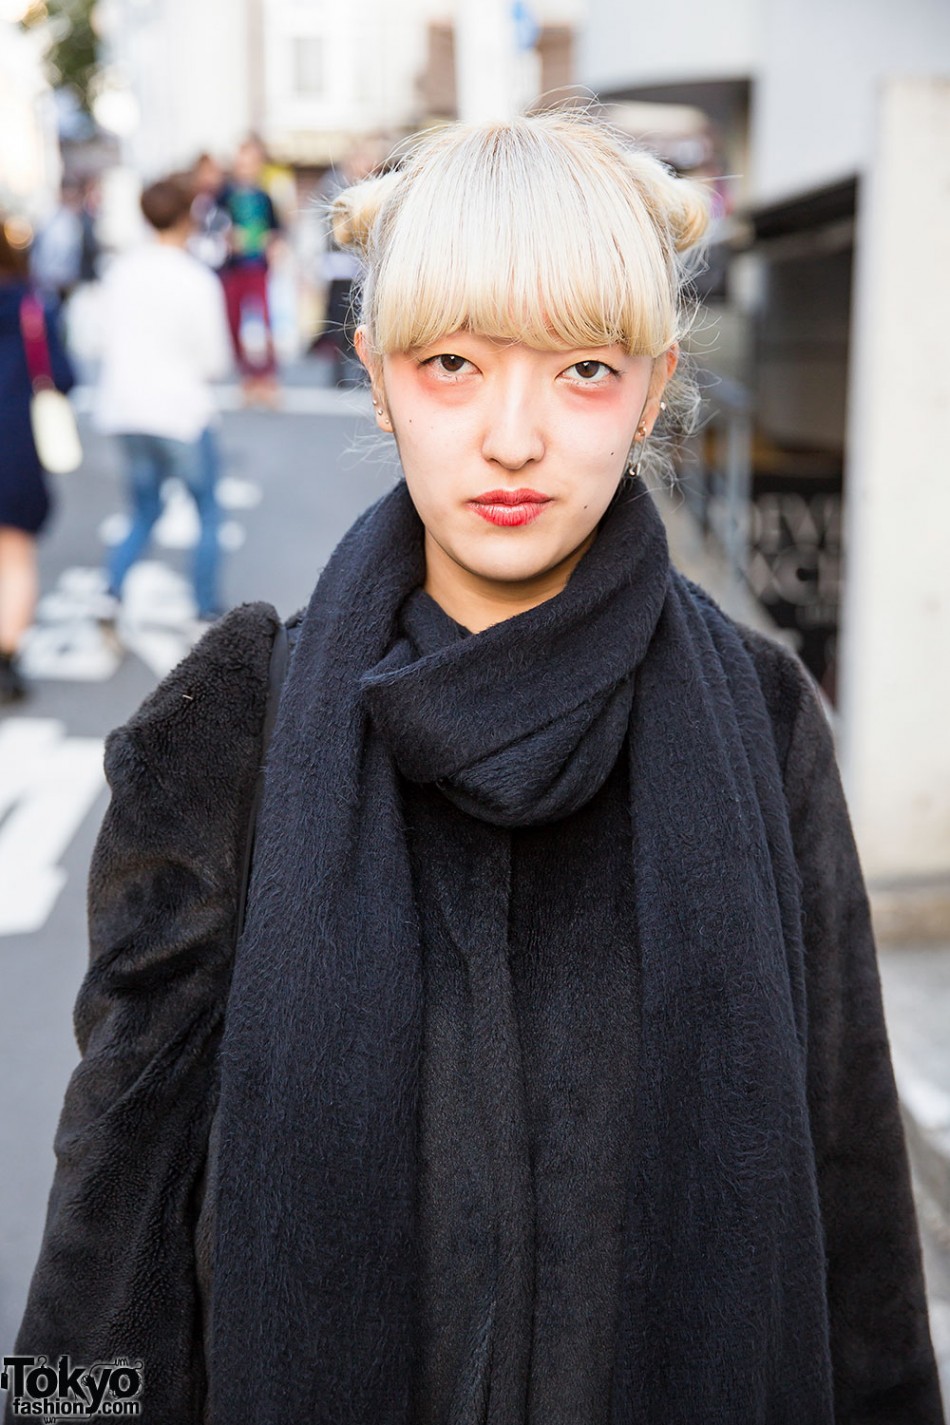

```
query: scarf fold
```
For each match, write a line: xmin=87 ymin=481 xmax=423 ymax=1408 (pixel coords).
xmin=210 ymin=478 xmax=833 ymax=1424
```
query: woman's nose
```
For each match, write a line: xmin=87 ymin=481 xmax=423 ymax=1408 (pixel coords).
xmin=480 ymin=384 xmax=545 ymax=471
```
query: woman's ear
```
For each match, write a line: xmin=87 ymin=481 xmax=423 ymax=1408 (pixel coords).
xmin=643 ymin=344 xmax=679 ymax=435
xmin=354 ymin=324 xmax=372 ymax=374
xmin=354 ymin=326 xmax=392 ymax=431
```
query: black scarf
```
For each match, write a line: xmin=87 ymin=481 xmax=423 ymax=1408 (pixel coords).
xmin=210 ymin=478 xmax=833 ymax=1423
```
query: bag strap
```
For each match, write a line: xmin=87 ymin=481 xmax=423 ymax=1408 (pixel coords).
xmin=235 ymin=620 xmax=293 ymax=937
xmin=19 ymin=293 xmax=54 ymax=392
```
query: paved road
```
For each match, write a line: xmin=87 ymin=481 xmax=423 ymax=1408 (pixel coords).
xmin=1 ymin=385 xmax=947 ymax=1416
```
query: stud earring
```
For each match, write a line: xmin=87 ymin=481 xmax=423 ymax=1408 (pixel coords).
xmin=659 ymin=400 xmax=667 ymax=413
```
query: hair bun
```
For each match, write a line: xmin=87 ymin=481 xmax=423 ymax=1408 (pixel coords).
xmin=624 ymin=150 xmax=711 ymax=254
xmin=330 ymin=170 xmax=401 ymax=251
xmin=664 ymin=179 xmax=712 ymax=253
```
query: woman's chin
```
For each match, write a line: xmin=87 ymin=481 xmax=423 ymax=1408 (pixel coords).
xmin=470 ymin=526 xmax=601 ymax=583
xmin=451 ymin=544 xmax=582 ymax=589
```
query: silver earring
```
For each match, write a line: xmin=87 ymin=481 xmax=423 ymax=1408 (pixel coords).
xmin=625 ymin=421 xmax=649 ymax=479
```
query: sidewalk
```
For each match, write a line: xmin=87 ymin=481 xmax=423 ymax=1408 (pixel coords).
xmin=880 ymin=943 xmax=950 ymax=1235
xmin=879 ymin=941 xmax=950 ymax=1404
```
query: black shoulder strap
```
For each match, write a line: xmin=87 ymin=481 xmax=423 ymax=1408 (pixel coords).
xmin=235 ymin=620 xmax=291 ymax=938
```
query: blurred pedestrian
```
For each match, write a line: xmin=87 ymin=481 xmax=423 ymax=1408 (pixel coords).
xmin=188 ymin=152 xmax=231 ymax=272
xmin=30 ymin=177 xmax=100 ymax=306
xmin=0 ymin=217 xmax=75 ymax=705
xmin=95 ymin=178 xmax=232 ymax=627
xmin=218 ymin=136 xmax=283 ymax=407
xmin=10 ymin=114 xmax=944 ymax=1424
xmin=309 ymin=144 xmax=380 ymax=387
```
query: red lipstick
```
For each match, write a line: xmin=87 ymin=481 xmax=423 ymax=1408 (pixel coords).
xmin=468 ymin=488 xmax=551 ymax=527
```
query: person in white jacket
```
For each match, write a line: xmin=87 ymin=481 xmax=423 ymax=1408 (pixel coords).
xmin=96 ymin=178 xmax=232 ymax=623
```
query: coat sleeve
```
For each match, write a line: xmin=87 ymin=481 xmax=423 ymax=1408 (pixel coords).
xmin=782 ymin=671 xmax=944 ymax=1422
xmin=7 ymin=604 xmax=280 ymax=1425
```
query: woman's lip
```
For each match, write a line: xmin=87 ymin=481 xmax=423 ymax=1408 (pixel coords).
xmin=472 ymin=488 xmax=550 ymax=506
xmin=467 ymin=499 xmax=550 ymax=527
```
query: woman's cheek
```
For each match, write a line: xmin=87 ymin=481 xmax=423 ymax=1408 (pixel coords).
xmin=561 ymin=381 xmax=636 ymax=435
xmin=414 ymin=365 xmax=477 ymax=408
xmin=556 ymin=411 xmax=631 ymax=481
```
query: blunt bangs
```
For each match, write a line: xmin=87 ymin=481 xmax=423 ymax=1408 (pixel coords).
xmin=364 ymin=118 xmax=680 ymax=359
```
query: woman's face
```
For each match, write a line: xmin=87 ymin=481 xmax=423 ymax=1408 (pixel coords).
xmin=358 ymin=328 xmax=674 ymax=630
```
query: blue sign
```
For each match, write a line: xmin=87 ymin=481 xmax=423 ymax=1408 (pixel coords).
xmin=512 ymin=0 xmax=540 ymax=50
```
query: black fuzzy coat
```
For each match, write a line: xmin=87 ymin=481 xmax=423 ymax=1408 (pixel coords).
xmin=9 ymin=601 xmax=943 ymax=1423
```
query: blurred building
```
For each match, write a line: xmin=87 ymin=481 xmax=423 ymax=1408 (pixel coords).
xmin=96 ymin=0 xmax=582 ymax=176
xmin=582 ymin=0 xmax=950 ymax=894
xmin=93 ymin=0 xmax=253 ymax=179
xmin=0 ymin=14 xmax=59 ymax=215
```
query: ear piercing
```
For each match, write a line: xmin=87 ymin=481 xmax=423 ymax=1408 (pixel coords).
xmin=626 ymin=408 xmax=658 ymax=481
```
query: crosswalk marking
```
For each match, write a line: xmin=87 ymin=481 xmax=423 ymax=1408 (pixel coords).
xmin=97 ymin=480 xmax=247 ymax=553
xmin=21 ymin=562 xmax=210 ymax=683
xmin=0 ymin=719 xmax=105 ymax=937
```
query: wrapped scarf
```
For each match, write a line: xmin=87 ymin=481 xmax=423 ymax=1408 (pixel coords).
xmin=209 ymin=477 xmax=833 ymax=1423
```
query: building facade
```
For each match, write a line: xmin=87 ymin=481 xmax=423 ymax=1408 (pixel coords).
xmin=581 ymin=0 xmax=950 ymax=889
xmin=98 ymin=0 xmax=582 ymax=177
xmin=0 ymin=18 xmax=59 ymax=215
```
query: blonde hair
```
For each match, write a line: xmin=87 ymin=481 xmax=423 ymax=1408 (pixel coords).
xmin=331 ymin=112 xmax=710 ymax=362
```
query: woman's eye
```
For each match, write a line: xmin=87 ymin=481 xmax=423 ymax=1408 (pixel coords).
xmin=565 ymin=360 xmax=617 ymax=383
xmin=425 ymin=353 xmax=472 ymax=375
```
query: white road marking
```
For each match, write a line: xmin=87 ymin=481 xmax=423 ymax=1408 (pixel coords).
xmin=213 ymin=385 xmax=372 ymax=417
xmin=21 ymin=562 xmax=206 ymax=684
xmin=18 ymin=621 xmax=120 ymax=682
xmin=112 ymin=563 xmax=199 ymax=678
xmin=217 ymin=475 xmax=262 ymax=510
xmin=23 ymin=569 xmax=121 ymax=682
xmin=97 ymin=479 xmax=248 ymax=554
xmin=72 ymin=384 xmax=373 ymax=418
xmin=0 ymin=719 xmax=105 ymax=936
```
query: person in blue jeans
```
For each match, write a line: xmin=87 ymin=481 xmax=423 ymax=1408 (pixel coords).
xmin=107 ymin=426 xmax=221 ymax=620
xmin=96 ymin=178 xmax=232 ymax=624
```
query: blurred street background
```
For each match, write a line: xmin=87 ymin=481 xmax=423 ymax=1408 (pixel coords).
xmin=1 ymin=0 xmax=949 ymax=1407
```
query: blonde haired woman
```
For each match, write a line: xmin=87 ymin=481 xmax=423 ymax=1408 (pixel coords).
xmin=11 ymin=115 xmax=942 ymax=1425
